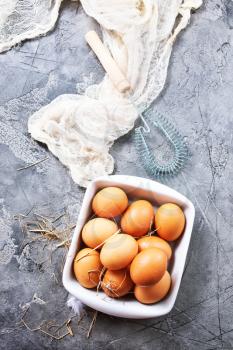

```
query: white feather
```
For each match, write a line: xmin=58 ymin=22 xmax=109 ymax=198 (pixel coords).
xmin=67 ymin=296 xmax=85 ymax=317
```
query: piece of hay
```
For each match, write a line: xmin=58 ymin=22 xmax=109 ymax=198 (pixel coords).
xmin=86 ymin=310 xmax=98 ymax=339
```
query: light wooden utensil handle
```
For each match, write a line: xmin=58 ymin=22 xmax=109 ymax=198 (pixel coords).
xmin=85 ymin=30 xmax=131 ymax=93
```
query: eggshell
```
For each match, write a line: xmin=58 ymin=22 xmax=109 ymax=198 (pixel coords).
xmin=121 ymin=200 xmax=154 ymax=237
xmin=73 ymin=248 xmax=103 ymax=288
xmin=134 ymin=271 xmax=171 ymax=304
xmin=137 ymin=236 xmax=172 ymax=259
xmin=92 ymin=187 xmax=128 ymax=218
xmin=130 ymin=247 xmax=167 ymax=286
xmin=100 ymin=233 xmax=138 ymax=270
xmin=82 ymin=218 xmax=118 ymax=249
xmin=102 ymin=269 xmax=134 ymax=298
xmin=155 ymin=203 xmax=185 ymax=241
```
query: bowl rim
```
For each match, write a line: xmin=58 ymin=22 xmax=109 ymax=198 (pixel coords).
xmin=63 ymin=175 xmax=195 ymax=319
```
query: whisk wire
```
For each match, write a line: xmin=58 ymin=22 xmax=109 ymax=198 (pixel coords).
xmin=134 ymin=109 xmax=189 ymax=179
xmin=138 ymin=112 xmax=151 ymax=133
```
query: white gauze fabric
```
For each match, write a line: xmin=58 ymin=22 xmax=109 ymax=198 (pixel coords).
xmin=0 ymin=0 xmax=63 ymax=53
xmin=0 ymin=0 xmax=202 ymax=187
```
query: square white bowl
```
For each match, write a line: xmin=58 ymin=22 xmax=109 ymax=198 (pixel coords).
xmin=63 ymin=175 xmax=195 ymax=319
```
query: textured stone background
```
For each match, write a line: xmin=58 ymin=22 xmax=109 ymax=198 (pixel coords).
xmin=1 ymin=1 xmax=233 ymax=349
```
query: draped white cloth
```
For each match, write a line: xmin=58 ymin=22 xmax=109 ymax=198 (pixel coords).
xmin=0 ymin=0 xmax=202 ymax=187
xmin=0 ymin=0 xmax=63 ymax=53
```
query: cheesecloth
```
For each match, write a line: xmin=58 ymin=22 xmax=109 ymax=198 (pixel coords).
xmin=0 ymin=0 xmax=202 ymax=187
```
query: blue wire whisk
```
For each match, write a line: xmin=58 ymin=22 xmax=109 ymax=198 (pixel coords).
xmin=134 ymin=108 xmax=189 ymax=179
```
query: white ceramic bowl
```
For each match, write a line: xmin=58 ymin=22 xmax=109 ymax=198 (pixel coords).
xmin=63 ymin=175 xmax=195 ymax=319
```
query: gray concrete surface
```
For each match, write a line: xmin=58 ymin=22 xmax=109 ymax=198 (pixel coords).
xmin=1 ymin=0 xmax=233 ymax=349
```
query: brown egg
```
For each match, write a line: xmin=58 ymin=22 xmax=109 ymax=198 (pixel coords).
xmin=92 ymin=187 xmax=128 ymax=218
xmin=130 ymin=247 xmax=167 ymax=286
xmin=121 ymin=200 xmax=154 ymax=237
xmin=100 ymin=233 xmax=138 ymax=270
xmin=82 ymin=218 xmax=118 ymax=249
xmin=134 ymin=271 xmax=171 ymax=304
xmin=137 ymin=236 xmax=172 ymax=259
xmin=73 ymin=248 xmax=103 ymax=288
xmin=155 ymin=203 xmax=185 ymax=241
xmin=102 ymin=269 xmax=134 ymax=298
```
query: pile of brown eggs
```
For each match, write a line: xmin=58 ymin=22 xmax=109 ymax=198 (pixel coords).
xmin=73 ymin=187 xmax=185 ymax=304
